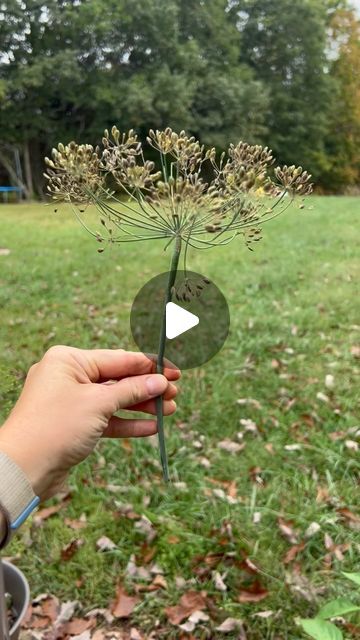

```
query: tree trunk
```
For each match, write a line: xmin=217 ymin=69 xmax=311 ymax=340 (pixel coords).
xmin=23 ymin=141 xmax=34 ymax=199
xmin=0 ymin=148 xmax=30 ymax=200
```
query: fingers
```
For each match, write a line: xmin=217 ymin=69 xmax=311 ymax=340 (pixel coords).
xmin=103 ymin=373 xmax=169 ymax=413
xmin=83 ymin=349 xmax=181 ymax=382
xmin=102 ymin=416 xmax=157 ymax=438
xmin=126 ymin=398 xmax=177 ymax=416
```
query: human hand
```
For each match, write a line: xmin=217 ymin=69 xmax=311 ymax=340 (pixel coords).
xmin=0 ymin=346 xmax=180 ymax=500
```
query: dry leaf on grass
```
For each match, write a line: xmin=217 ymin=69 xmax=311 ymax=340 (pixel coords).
xmin=216 ymin=617 xmax=244 ymax=632
xmin=277 ymin=517 xmax=298 ymax=544
xmin=218 ymin=440 xmax=246 ymax=453
xmin=283 ymin=542 xmax=305 ymax=564
xmin=61 ymin=538 xmax=84 ymax=561
xmin=63 ymin=617 xmax=95 ymax=634
xmin=96 ymin=535 xmax=117 ymax=551
xmin=111 ymin=585 xmax=140 ymax=619
xmin=33 ymin=504 xmax=62 ymax=526
xmin=238 ymin=581 xmax=269 ymax=603
xmin=337 ymin=507 xmax=360 ymax=530
xmin=165 ymin=590 xmax=207 ymax=625
xmin=85 ymin=608 xmax=114 ymax=624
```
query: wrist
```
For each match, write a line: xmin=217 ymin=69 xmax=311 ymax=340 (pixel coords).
xmin=0 ymin=420 xmax=53 ymax=500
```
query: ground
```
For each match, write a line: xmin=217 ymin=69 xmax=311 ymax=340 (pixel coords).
xmin=0 ymin=197 xmax=359 ymax=639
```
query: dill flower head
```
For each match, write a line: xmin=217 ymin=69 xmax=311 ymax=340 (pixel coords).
xmin=44 ymin=126 xmax=313 ymax=255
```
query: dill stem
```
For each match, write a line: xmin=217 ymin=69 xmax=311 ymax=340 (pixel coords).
xmin=156 ymin=234 xmax=182 ymax=481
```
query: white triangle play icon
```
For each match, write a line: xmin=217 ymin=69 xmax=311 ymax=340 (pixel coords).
xmin=166 ymin=302 xmax=200 ymax=340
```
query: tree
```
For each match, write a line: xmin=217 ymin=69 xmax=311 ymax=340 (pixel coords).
xmin=321 ymin=6 xmax=360 ymax=190
xmin=0 ymin=0 xmax=269 ymax=195
xmin=234 ymin=0 xmax=332 ymax=180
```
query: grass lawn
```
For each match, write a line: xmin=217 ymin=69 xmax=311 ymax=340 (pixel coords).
xmin=0 ymin=196 xmax=359 ymax=639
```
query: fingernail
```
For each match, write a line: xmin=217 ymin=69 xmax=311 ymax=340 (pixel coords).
xmin=146 ymin=374 xmax=166 ymax=395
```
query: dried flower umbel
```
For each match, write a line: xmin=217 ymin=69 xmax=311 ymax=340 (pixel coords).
xmin=45 ymin=127 xmax=313 ymax=480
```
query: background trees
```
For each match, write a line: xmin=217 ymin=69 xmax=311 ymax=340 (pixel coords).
xmin=0 ymin=0 xmax=359 ymax=195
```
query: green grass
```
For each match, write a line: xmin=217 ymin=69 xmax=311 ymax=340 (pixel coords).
xmin=0 ymin=197 xmax=359 ymax=639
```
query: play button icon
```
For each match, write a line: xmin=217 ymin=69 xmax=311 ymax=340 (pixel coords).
xmin=130 ymin=269 xmax=230 ymax=370
xmin=166 ymin=302 xmax=199 ymax=340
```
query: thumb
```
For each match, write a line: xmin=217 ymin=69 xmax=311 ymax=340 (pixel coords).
xmin=99 ymin=373 xmax=168 ymax=413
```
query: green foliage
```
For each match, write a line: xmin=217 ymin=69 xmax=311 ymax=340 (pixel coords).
xmin=0 ymin=0 xmax=359 ymax=193
xmin=300 ymin=618 xmax=343 ymax=640
xmin=342 ymin=572 xmax=360 ymax=587
xmin=299 ymin=571 xmax=360 ymax=639
xmin=318 ymin=598 xmax=360 ymax=618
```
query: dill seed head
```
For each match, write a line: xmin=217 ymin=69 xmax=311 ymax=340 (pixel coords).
xmin=44 ymin=127 xmax=313 ymax=259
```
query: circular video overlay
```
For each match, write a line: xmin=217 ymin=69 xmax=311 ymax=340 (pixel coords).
xmin=130 ymin=270 xmax=230 ymax=370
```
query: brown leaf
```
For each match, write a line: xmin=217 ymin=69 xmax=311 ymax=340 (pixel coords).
xmin=337 ymin=507 xmax=360 ymax=530
xmin=40 ymin=596 xmax=60 ymax=623
xmin=111 ymin=585 xmax=140 ymax=619
xmin=33 ymin=504 xmax=62 ymax=526
xmin=61 ymin=538 xmax=84 ymax=561
xmin=239 ymin=558 xmax=260 ymax=574
xmin=350 ymin=345 xmax=360 ymax=358
xmin=316 ymin=486 xmax=330 ymax=503
xmin=278 ymin=517 xmax=298 ymax=544
xmin=27 ymin=615 xmax=51 ymax=629
xmin=218 ymin=440 xmax=245 ymax=454
xmin=64 ymin=517 xmax=87 ymax=530
xmin=238 ymin=581 xmax=269 ymax=603
xmin=216 ymin=617 xmax=244 ymax=633
xmin=63 ymin=618 xmax=95 ymax=634
xmin=165 ymin=590 xmax=207 ymax=625
xmin=284 ymin=542 xmax=305 ymax=565
xmin=152 ymin=574 xmax=168 ymax=589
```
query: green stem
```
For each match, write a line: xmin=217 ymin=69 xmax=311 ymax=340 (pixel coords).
xmin=156 ymin=234 xmax=182 ymax=481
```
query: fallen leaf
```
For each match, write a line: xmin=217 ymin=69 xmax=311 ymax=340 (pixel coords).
xmin=325 ymin=374 xmax=335 ymax=389
xmin=63 ymin=617 xmax=95 ymax=634
xmin=284 ymin=444 xmax=302 ymax=451
xmin=350 ymin=345 xmax=360 ymax=358
xmin=96 ymin=535 xmax=117 ymax=551
xmin=40 ymin=596 xmax=59 ymax=622
xmin=152 ymin=574 xmax=168 ymax=589
xmin=345 ymin=440 xmax=358 ymax=451
xmin=55 ymin=600 xmax=79 ymax=625
xmin=337 ymin=508 xmax=360 ymax=530
xmin=61 ymin=538 xmax=84 ymax=561
xmin=305 ymin=522 xmax=321 ymax=538
xmin=64 ymin=516 xmax=87 ymax=530
xmin=286 ymin=571 xmax=326 ymax=602
xmin=216 ymin=618 xmax=244 ymax=633
xmin=33 ymin=504 xmax=62 ymax=526
xmin=213 ymin=571 xmax=227 ymax=592
xmin=252 ymin=610 xmax=274 ymax=618
xmin=284 ymin=542 xmax=305 ymax=564
xmin=85 ymin=608 xmax=114 ymax=624
xmin=278 ymin=517 xmax=298 ymax=544
xmin=316 ymin=391 xmax=330 ymax=403
xmin=0 ymin=248 xmax=10 ymax=256
xmin=165 ymin=590 xmax=207 ymax=625
xmin=188 ymin=610 xmax=210 ymax=623
xmin=218 ymin=440 xmax=245 ymax=454
xmin=134 ymin=515 xmax=157 ymax=542
xmin=111 ymin=585 xmax=140 ymax=618
xmin=71 ymin=631 xmax=92 ymax=640
xmin=238 ymin=581 xmax=268 ymax=603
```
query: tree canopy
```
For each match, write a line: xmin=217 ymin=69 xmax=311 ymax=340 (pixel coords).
xmin=0 ymin=0 xmax=359 ymax=195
